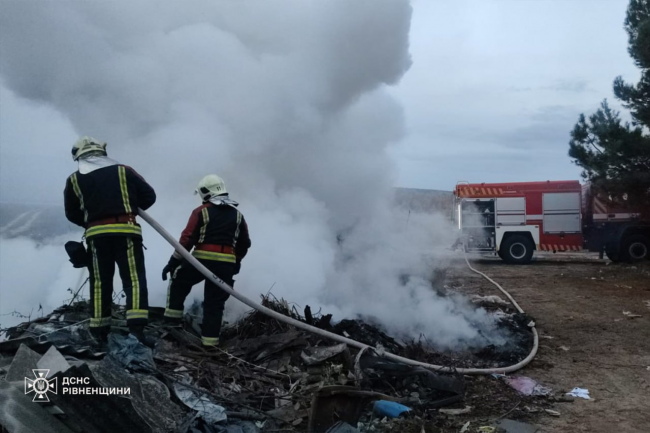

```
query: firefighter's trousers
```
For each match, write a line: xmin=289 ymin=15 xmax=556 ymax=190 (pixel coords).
xmin=87 ymin=236 xmax=149 ymax=330
xmin=164 ymin=259 xmax=234 ymax=346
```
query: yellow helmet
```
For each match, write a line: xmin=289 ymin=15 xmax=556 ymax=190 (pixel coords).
xmin=195 ymin=174 xmax=227 ymax=200
xmin=71 ymin=136 xmax=107 ymax=161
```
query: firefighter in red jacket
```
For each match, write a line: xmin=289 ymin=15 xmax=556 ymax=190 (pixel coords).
xmin=64 ymin=137 xmax=156 ymax=347
xmin=162 ymin=174 xmax=251 ymax=346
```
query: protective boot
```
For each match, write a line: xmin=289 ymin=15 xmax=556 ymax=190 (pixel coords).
xmin=129 ymin=325 xmax=156 ymax=349
xmin=163 ymin=316 xmax=183 ymax=328
xmin=90 ymin=327 xmax=110 ymax=352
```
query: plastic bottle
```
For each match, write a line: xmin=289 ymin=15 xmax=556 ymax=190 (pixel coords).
xmin=373 ymin=400 xmax=411 ymax=418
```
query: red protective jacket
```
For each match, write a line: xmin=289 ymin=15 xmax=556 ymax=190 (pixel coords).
xmin=174 ymin=202 xmax=251 ymax=263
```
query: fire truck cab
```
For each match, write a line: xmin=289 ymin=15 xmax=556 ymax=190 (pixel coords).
xmin=454 ymin=180 xmax=584 ymax=264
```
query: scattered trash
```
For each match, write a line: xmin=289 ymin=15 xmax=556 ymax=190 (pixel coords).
xmin=540 ymin=335 xmax=555 ymax=340
xmin=559 ymin=346 xmax=570 ymax=351
xmin=301 ymin=343 xmax=349 ymax=366
xmin=438 ymin=406 xmax=472 ymax=415
xmin=459 ymin=421 xmax=471 ymax=432
xmin=107 ymin=333 xmax=155 ymax=372
xmin=502 ymin=376 xmax=552 ymax=396
xmin=478 ymin=427 xmax=496 ymax=433
xmin=0 ymin=294 xmax=538 ymax=432
xmin=544 ymin=409 xmax=561 ymax=417
xmin=373 ymin=400 xmax=412 ymax=418
xmin=644 ymin=300 xmax=650 ymax=310
xmin=174 ymin=381 xmax=228 ymax=424
xmin=622 ymin=311 xmax=642 ymax=319
xmin=566 ymin=387 xmax=590 ymax=399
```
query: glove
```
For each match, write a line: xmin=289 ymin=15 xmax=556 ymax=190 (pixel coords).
xmin=162 ymin=256 xmax=182 ymax=281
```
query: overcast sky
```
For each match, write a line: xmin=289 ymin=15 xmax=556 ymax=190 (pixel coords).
xmin=388 ymin=0 xmax=638 ymax=190
xmin=0 ymin=0 xmax=639 ymax=203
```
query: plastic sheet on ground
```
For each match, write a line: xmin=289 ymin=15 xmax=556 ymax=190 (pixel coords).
xmin=108 ymin=333 xmax=155 ymax=372
xmin=174 ymin=381 xmax=227 ymax=425
xmin=502 ymin=375 xmax=552 ymax=396
xmin=566 ymin=387 xmax=590 ymax=399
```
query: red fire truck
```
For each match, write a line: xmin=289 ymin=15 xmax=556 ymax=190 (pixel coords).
xmin=453 ymin=180 xmax=650 ymax=264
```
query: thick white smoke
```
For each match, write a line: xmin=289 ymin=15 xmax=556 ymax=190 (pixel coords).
xmin=0 ymin=0 xmax=501 ymax=348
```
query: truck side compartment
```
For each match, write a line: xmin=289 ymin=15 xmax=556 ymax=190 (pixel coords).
xmin=454 ymin=180 xmax=649 ymax=263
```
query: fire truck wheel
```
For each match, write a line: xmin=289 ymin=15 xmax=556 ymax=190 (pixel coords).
xmin=500 ymin=235 xmax=534 ymax=264
xmin=621 ymin=235 xmax=649 ymax=262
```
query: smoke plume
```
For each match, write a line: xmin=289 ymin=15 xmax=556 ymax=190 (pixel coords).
xmin=0 ymin=0 xmax=502 ymax=348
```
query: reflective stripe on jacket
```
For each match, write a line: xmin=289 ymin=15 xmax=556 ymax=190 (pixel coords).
xmin=174 ymin=202 xmax=251 ymax=262
xmin=64 ymin=165 xmax=156 ymax=238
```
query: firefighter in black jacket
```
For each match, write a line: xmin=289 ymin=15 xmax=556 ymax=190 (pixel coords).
xmin=64 ymin=137 xmax=156 ymax=347
xmin=162 ymin=174 xmax=251 ymax=347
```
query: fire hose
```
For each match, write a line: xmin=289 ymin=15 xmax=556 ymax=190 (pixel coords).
xmin=139 ymin=208 xmax=538 ymax=375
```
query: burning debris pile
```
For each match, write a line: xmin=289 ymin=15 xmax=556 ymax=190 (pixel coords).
xmin=0 ymin=295 xmax=547 ymax=433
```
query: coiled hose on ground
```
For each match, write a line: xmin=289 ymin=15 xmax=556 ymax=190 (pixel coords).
xmin=139 ymin=208 xmax=538 ymax=375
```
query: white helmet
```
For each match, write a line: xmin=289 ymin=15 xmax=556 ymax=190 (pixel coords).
xmin=71 ymin=136 xmax=107 ymax=161
xmin=195 ymin=174 xmax=227 ymax=201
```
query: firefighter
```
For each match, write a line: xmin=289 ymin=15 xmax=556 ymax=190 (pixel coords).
xmin=64 ymin=137 xmax=156 ymax=347
xmin=162 ymin=174 xmax=251 ymax=347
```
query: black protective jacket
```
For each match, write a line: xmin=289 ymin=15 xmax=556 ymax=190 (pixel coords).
xmin=64 ymin=165 xmax=156 ymax=238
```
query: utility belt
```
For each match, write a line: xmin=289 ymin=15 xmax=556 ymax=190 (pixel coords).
xmin=85 ymin=214 xmax=142 ymax=238
xmin=192 ymin=244 xmax=236 ymax=263
xmin=87 ymin=214 xmax=137 ymax=227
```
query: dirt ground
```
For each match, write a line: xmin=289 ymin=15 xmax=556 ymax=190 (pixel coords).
xmin=448 ymin=252 xmax=650 ymax=433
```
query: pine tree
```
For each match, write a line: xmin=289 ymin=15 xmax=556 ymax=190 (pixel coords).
xmin=569 ymin=0 xmax=650 ymax=207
